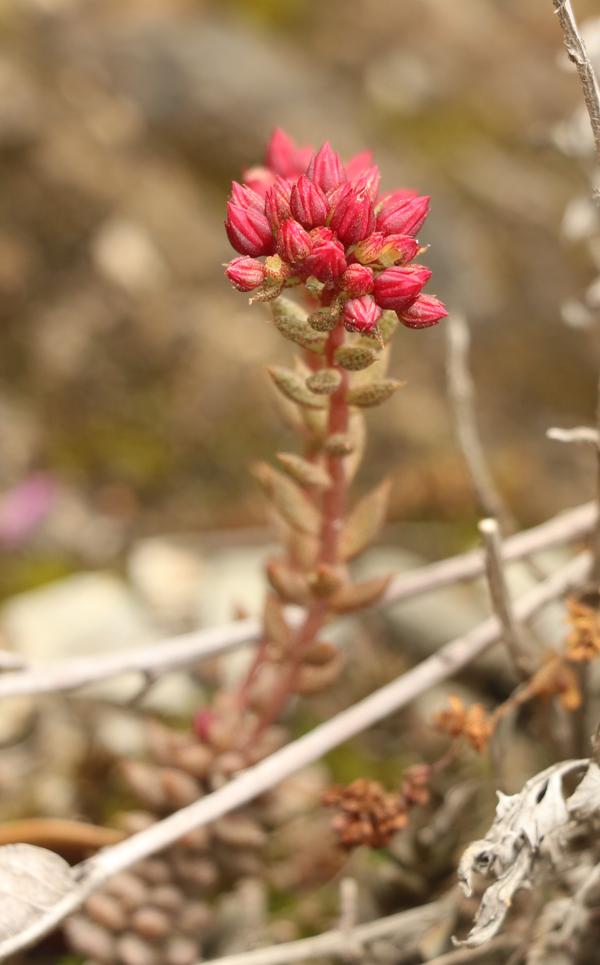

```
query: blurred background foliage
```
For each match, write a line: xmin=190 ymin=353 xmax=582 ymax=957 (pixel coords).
xmin=0 ymin=0 xmax=598 ymax=596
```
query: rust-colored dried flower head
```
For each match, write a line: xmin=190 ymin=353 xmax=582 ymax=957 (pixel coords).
xmin=323 ymin=778 xmax=409 ymax=849
xmin=434 ymin=695 xmax=494 ymax=753
xmin=224 ymin=129 xmax=447 ymax=337
xmin=565 ymin=591 xmax=600 ymax=662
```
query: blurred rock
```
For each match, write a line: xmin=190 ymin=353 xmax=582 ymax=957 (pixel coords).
xmin=128 ymin=536 xmax=205 ymax=627
xmin=92 ymin=217 xmax=169 ymax=294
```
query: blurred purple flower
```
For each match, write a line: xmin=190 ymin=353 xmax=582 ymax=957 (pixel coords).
xmin=0 ymin=473 xmax=57 ymax=547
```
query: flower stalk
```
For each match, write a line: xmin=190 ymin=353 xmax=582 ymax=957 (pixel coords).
xmin=218 ymin=130 xmax=447 ymax=757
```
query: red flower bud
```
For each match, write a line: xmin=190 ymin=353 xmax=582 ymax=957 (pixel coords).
xmin=341 ymin=263 xmax=374 ymax=297
xmin=306 ymin=141 xmax=346 ymax=194
xmin=225 ymin=256 xmax=267 ymax=292
xmin=225 ymin=201 xmax=274 ymax=256
xmin=342 ymin=295 xmax=382 ymax=333
xmin=373 ymin=264 xmax=432 ymax=310
xmin=265 ymin=176 xmax=292 ymax=231
xmin=304 ymin=239 xmax=347 ymax=283
xmin=230 ymin=181 xmax=264 ymax=211
xmin=310 ymin=226 xmax=335 ymax=245
xmin=242 ymin=166 xmax=276 ymax=198
xmin=353 ymin=232 xmax=418 ymax=266
xmin=276 ymin=218 xmax=312 ymax=264
xmin=351 ymin=165 xmax=381 ymax=200
xmin=344 ymin=150 xmax=374 ymax=181
xmin=266 ymin=127 xmax=300 ymax=177
xmin=290 ymin=175 xmax=329 ymax=229
xmin=329 ymin=185 xmax=375 ymax=246
xmin=377 ymin=194 xmax=430 ymax=237
xmin=397 ymin=294 xmax=448 ymax=329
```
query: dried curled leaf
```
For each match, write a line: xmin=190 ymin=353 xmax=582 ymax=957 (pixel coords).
xmin=456 ymin=759 xmax=591 ymax=948
xmin=268 ymin=366 xmax=327 ymax=410
xmin=330 ymin=574 xmax=392 ymax=613
xmin=276 ymin=452 xmax=332 ymax=489
xmin=0 ymin=844 xmax=76 ymax=948
xmin=270 ymin=298 xmax=327 ymax=353
xmin=347 ymin=379 xmax=404 ymax=407
xmin=253 ymin=463 xmax=321 ymax=535
xmin=341 ymin=478 xmax=392 ymax=560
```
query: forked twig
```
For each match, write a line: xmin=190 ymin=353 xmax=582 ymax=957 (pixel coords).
xmin=0 ymin=552 xmax=588 ymax=960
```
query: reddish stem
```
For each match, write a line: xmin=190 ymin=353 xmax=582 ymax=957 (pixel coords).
xmin=241 ymin=316 xmax=350 ymax=746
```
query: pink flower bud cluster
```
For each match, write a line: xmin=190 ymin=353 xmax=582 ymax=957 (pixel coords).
xmin=225 ymin=130 xmax=447 ymax=333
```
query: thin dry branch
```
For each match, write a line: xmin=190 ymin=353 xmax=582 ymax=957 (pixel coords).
xmin=0 ymin=551 xmax=588 ymax=960
xmin=553 ymin=0 xmax=600 ymax=580
xmin=446 ymin=313 xmax=514 ymax=530
xmin=548 ymin=426 xmax=599 ymax=445
xmin=199 ymin=900 xmax=442 ymax=965
xmin=479 ymin=517 xmax=534 ymax=677
xmin=553 ymin=0 xmax=600 ymax=163
xmin=0 ymin=502 xmax=592 ymax=702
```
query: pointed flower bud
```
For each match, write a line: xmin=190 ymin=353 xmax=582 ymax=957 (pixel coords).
xmin=230 ymin=181 xmax=264 ymax=211
xmin=264 ymin=177 xmax=292 ymax=231
xmin=225 ymin=201 xmax=274 ymax=256
xmin=310 ymin=226 xmax=334 ymax=245
xmin=373 ymin=264 xmax=432 ymax=310
xmin=351 ymin=165 xmax=381 ymax=200
xmin=242 ymin=166 xmax=276 ymax=198
xmin=276 ymin=218 xmax=312 ymax=264
xmin=343 ymin=295 xmax=382 ymax=334
xmin=341 ymin=264 xmax=374 ymax=297
xmin=306 ymin=142 xmax=346 ymax=194
xmin=353 ymin=231 xmax=419 ymax=266
xmin=266 ymin=128 xmax=300 ymax=177
xmin=304 ymin=239 xmax=347 ymax=283
xmin=290 ymin=175 xmax=329 ymax=229
xmin=225 ymin=256 xmax=267 ymax=292
xmin=329 ymin=185 xmax=375 ymax=245
xmin=344 ymin=150 xmax=374 ymax=181
xmin=397 ymin=294 xmax=448 ymax=329
xmin=377 ymin=194 xmax=430 ymax=237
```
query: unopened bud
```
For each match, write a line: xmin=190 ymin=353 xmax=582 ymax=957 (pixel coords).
xmin=330 ymin=184 xmax=375 ymax=245
xmin=343 ymin=295 xmax=382 ymax=333
xmin=225 ymin=256 xmax=267 ymax=292
xmin=264 ymin=176 xmax=292 ymax=231
xmin=225 ymin=201 xmax=274 ymax=256
xmin=397 ymin=293 xmax=448 ymax=328
xmin=341 ymin=263 xmax=374 ymax=297
xmin=276 ymin=218 xmax=312 ymax=264
xmin=306 ymin=141 xmax=346 ymax=194
xmin=304 ymin=239 xmax=347 ymax=283
xmin=373 ymin=264 xmax=431 ymax=311
xmin=376 ymin=193 xmax=430 ymax=236
xmin=290 ymin=174 xmax=328 ymax=229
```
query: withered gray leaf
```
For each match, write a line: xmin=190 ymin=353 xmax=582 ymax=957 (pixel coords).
xmin=456 ymin=759 xmax=589 ymax=948
xmin=0 ymin=844 xmax=76 ymax=945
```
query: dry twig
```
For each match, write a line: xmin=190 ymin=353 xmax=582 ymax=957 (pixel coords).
xmin=446 ymin=313 xmax=513 ymax=531
xmin=0 ymin=502 xmax=591 ymax=702
xmin=0 ymin=551 xmax=588 ymax=960
xmin=479 ymin=517 xmax=534 ymax=677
